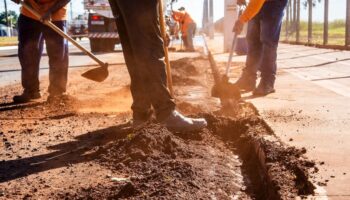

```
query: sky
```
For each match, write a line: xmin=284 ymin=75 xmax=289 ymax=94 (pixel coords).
xmin=1 ymin=0 xmax=347 ymax=25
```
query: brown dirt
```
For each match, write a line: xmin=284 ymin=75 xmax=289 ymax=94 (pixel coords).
xmin=0 ymin=56 xmax=317 ymax=199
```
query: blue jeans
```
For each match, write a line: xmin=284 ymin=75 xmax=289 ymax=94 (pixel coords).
xmin=242 ymin=0 xmax=288 ymax=86
xmin=18 ymin=14 xmax=68 ymax=95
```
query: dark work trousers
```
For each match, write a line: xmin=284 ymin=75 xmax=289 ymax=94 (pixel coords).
xmin=242 ymin=0 xmax=288 ymax=86
xmin=18 ymin=14 xmax=68 ymax=95
xmin=185 ymin=22 xmax=196 ymax=51
xmin=109 ymin=0 xmax=176 ymax=121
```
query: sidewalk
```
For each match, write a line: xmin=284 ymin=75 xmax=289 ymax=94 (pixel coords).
xmin=208 ymin=36 xmax=350 ymax=199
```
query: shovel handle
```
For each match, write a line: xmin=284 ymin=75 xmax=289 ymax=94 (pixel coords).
xmin=20 ymin=1 xmax=108 ymax=68
xmin=225 ymin=7 xmax=243 ymax=76
xmin=158 ymin=0 xmax=174 ymax=97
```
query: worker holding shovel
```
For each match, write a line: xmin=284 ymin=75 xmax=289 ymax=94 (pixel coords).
xmin=172 ymin=7 xmax=197 ymax=52
xmin=11 ymin=0 xmax=71 ymax=103
xmin=108 ymin=0 xmax=207 ymax=132
xmin=233 ymin=0 xmax=288 ymax=96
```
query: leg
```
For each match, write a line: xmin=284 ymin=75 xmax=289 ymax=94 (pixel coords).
xmin=43 ymin=20 xmax=69 ymax=96
xmin=17 ymin=15 xmax=44 ymax=94
xmin=253 ymin=0 xmax=288 ymax=96
xmin=182 ymin=35 xmax=188 ymax=50
xmin=112 ymin=1 xmax=152 ymax=121
xmin=259 ymin=0 xmax=288 ymax=86
xmin=235 ymin=14 xmax=261 ymax=91
xmin=186 ymin=23 xmax=195 ymax=51
xmin=243 ymin=15 xmax=262 ymax=80
xmin=114 ymin=0 xmax=175 ymax=121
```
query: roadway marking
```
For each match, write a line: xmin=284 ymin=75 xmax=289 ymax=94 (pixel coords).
xmin=0 ymin=39 xmax=90 ymax=52
xmin=0 ymin=46 xmax=18 ymax=51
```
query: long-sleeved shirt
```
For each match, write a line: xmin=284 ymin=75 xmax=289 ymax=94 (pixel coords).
xmin=21 ymin=0 xmax=67 ymax=21
xmin=239 ymin=0 xmax=266 ymax=23
xmin=172 ymin=10 xmax=195 ymax=36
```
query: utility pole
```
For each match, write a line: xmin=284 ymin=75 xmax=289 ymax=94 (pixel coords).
xmin=224 ymin=0 xmax=238 ymax=52
xmin=208 ymin=0 xmax=214 ymax=39
xmin=202 ymin=0 xmax=209 ymax=34
xmin=4 ymin=0 xmax=11 ymax=36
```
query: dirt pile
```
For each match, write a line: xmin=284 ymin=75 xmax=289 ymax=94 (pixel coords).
xmin=170 ymin=58 xmax=202 ymax=86
xmin=99 ymin=123 xmax=194 ymax=167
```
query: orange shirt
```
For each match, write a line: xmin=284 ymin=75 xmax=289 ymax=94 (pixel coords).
xmin=239 ymin=0 xmax=266 ymax=23
xmin=172 ymin=10 xmax=195 ymax=36
xmin=21 ymin=0 xmax=67 ymax=21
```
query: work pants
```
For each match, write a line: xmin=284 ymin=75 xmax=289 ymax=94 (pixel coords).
xmin=18 ymin=14 xmax=68 ymax=95
xmin=109 ymin=0 xmax=176 ymax=121
xmin=185 ymin=22 xmax=196 ymax=51
xmin=242 ymin=0 xmax=287 ymax=86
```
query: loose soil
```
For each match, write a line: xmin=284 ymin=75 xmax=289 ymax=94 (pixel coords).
xmin=0 ymin=56 xmax=317 ymax=199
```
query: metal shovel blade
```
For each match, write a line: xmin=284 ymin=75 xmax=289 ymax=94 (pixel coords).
xmin=81 ymin=65 xmax=109 ymax=82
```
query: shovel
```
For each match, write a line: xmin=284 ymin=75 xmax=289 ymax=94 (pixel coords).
xmin=202 ymin=35 xmax=241 ymax=107
xmin=158 ymin=0 xmax=174 ymax=96
xmin=20 ymin=0 xmax=109 ymax=82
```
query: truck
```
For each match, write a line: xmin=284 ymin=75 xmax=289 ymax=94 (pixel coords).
xmin=68 ymin=14 xmax=88 ymax=40
xmin=83 ymin=0 xmax=119 ymax=52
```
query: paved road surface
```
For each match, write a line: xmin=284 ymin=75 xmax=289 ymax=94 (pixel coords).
xmin=0 ymin=40 xmax=125 ymax=87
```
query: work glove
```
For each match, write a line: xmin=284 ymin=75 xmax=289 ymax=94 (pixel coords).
xmin=40 ymin=11 xmax=52 ymax=22
xmin=11 ymin=0 xmax=20 ymax=4
xmin=237 ymin=0 xmax=247 ymax=6
xmin=233 ymin=20 xmax=244 ymax=34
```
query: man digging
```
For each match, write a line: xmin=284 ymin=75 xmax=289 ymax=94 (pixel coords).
xmin=108 ymin=0 xmax=207 ymax=132
xmin=11 ymin=0 xmax=71 ymax=103
xmin=233 ymin=0 xmax=288 ymax=96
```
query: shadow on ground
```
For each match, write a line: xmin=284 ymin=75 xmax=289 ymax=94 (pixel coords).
xmin=0 ymin=122 xmax=132 ymax=183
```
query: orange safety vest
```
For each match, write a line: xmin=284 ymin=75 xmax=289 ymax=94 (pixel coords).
xmin=172 ymin=10 xmax=195 ymax=36
xmin=21 ymin=0 xmax=67 ymax=21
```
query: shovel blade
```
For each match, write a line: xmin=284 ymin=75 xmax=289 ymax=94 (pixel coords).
xmin=81 ymin=66 xmax=109 ymax=82
xmin=211 ymin=79 xmax=241 ymax=101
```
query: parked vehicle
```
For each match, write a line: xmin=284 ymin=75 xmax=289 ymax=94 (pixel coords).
xmin=84 ymin=0 xmax=119 ymax=52
xmin=68 ymin=15 xmax=88 ymax=40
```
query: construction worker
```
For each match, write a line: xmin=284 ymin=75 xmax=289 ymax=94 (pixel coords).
xmin=107 ymin=0 xmax=207 ymax=132
xmin=172 ymin=7 xmax=196 ymax=51
xmin=11 ymin=0 xmax=70 ymax=103
xmin=233 ymin=0 xmax=288 ymax=96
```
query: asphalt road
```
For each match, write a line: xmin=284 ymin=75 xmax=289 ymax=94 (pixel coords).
xmin=0 ymin=40 xmax=125 ymax=87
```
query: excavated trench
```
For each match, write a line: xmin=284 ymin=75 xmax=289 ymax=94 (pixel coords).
xmin=0 ymin=57 xmax=318 ymax=199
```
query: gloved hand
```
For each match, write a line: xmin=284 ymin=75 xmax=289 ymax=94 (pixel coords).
xmin=233 ymin=20 xmax=244 ymax=34
xmin=11 ymin=0 xmax=20 ymax=4
xmin=40 ymin=11 xmax=52 ymax=22
xmin=237 ymin=0 xmax=247 ymax=6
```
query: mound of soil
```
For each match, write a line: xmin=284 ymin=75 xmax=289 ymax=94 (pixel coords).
xmin=170 ymin=58 xmax=200 ymax=76
xmin=99 ymin=123 xmax=194 ymax=168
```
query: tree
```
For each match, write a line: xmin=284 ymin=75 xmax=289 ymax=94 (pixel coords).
xmin=0 ymin=11 xmax=18 ymax=28
xmin=303 ymin=0 xmax=321 ymax=8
